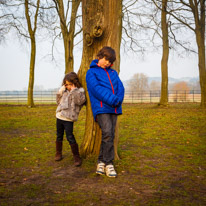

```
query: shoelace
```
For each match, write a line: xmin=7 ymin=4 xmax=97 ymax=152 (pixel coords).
xmin=98 ymin=164 xmax=105 ymax=170
xmin=107 ymin=166 xmax=115 ymax=172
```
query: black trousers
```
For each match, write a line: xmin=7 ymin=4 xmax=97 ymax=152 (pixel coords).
xmin=96 ymin=114 xmax=117 ymax=165
xmin=56 ymin=118 xmax=76 ymax=145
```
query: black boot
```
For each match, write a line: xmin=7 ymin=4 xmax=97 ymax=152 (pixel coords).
xmin=55 ymin=141 xmax=63 ymax=161
xmin=70 ymin=143 xmax=82 ymax=166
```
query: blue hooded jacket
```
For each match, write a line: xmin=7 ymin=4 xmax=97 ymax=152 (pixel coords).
xmin=86 ymin=59 xmax=125 ymax=120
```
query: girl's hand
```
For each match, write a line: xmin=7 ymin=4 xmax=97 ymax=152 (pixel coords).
xmin=59 ymin=85 xmax=66 ymax=94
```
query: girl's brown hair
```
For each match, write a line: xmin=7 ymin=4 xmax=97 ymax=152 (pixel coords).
xmin=96 ymin=46 xmax=116 ymax=64
xmin=62 ymin=72 xmax=82 ymax=88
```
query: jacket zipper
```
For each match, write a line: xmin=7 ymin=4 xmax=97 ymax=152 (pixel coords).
xmin=103 ymin=68 xmax=117 ymax=114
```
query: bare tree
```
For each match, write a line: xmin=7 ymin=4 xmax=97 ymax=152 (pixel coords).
xmin=150 ymin=80 xmax=161 ymax=90
xmin=172 ymin=81 xmax=190 ymax=91
xmin=159 ymin=0 xmax=169 ymax=106
xmin=171 ymin=0 xmax=206 ymax=107
xmin=128 ymin=73 xmax=149 ymax=93
xmin=122 ymin=0 xmax=156 ymax=54
xmin=0 ymin=0 xmax=10 ymax=43
xmin=78 ymin=0 xmax=122 ymax=158
xmin=172 ymin=81 xmax=190 ymax=102
xmin=151 ymin=0 xmax=206 ymax=107
xmin=25 ymin=0 xmax=40 ymax=107
xmin=147 ymin=0 xmax=174 ymax=106
xmin=123 ymin=0 xmax=203 ymax=107
xmin=0 ymin=0 xmax=42 ymax=107
xmin=52 ymin=0 xmax=81 ymax=74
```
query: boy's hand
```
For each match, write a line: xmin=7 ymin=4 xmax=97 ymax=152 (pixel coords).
xmin=112 ymin=102 xmax=120 ymax=107
xmin=115 ymin=102 xmax=120 ymax=107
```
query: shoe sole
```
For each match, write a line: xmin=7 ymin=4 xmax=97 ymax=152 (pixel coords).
xmin=96 ymin=171 xmax=105 ymax=175
xmin=55 ymin=157 xmax=63 ymax=161
xmin=106 ymin=174 xmax=117 ymax=178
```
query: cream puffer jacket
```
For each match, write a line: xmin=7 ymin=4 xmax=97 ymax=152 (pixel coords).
xmin=56 ymin=87 xmax=86 ymax=122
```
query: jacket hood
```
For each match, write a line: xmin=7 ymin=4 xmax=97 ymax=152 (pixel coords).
xmin=90 ymin=59 xmax=99 ymax=68
xmin=90 ymin=59 xmax=112 ymax=69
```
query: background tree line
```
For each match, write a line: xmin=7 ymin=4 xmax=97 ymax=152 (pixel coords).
xmin=127 ymin=73 xmax=200 ymax=92
xmin=0 ymin=0 xmax=205 ymax=157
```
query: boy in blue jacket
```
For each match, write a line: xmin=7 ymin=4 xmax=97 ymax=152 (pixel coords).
xmin=86 ymin=46 xmax=125 ymax=177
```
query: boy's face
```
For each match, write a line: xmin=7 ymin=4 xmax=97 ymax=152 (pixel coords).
xmin=98 ymin=57 xmax=111 ymax=69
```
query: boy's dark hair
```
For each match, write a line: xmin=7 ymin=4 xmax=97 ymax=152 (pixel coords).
xmin=62 ymin=72 xmax=82 ymax=88
xmin=97 ymin=46 xmax=116 ymax=64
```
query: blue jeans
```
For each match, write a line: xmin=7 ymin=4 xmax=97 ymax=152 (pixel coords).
xmin=56 ymin=118 xmax=76 ymax=145
xmin=96 ymin=114 xmax=117 ymax=165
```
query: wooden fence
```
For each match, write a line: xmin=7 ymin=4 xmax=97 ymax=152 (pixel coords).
xmin=0 ymin=90 xmax=201 ymax=104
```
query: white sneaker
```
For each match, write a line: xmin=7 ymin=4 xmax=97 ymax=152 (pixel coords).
xmin=105 ymin=164 xmax=117 ymax=178
xmin=96 ymin=162 xmax=105 ymax=175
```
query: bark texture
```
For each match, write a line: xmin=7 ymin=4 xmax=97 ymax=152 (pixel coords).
xmin=25 ymin=0 xmax=40 ymax=107
xmin=190 ymin=0 xmax=206 ymax=108
xmin=159 ymin=0 xmax=169 ymax=107
xmin=78 ymin=0 xmax=122 ymax=158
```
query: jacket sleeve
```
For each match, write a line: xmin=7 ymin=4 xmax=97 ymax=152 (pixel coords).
xmin=86 ymin=70 xmax=120 ymax=107
xmin=56 ymin=86 xmax=66 ymax=105
xmin=116 ymin=74 xmax=125 ymax=105
xmin=70 ymin=88 xmax=86 ymax=106
xmin=56 ymin=93 xmax=62 ymax=105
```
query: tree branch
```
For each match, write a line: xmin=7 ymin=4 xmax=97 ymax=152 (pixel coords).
xmin=33 ymin=0 xmax=40 ymax=34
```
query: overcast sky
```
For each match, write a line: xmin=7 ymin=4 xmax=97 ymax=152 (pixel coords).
xmin=0 ymin=0 xmax=200 ymax=91
xmin=0 ymin=37 xmax=199 ymax=91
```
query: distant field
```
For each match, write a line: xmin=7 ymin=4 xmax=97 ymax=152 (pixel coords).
xmin=0 ymin=103 xmax=206 ymax=205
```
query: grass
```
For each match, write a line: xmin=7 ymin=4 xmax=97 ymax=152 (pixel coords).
xmin=0 ymin=103 xmax=206 ymax=205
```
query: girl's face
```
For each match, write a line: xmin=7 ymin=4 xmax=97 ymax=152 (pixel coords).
xmin=98 ymin=57 xmax=111 ymax=68
xmin=65 ymin=81 xmax=75 ymax=91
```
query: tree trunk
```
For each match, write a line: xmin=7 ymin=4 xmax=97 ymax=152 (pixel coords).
xmin=66 ymin=0 xmax=81 ymax=74
xmin=78 ymin=0 xmax=122 ymax=159
xmin=56 ymin=0 xmax=80 ymax=74
xmin=27 ymin=37 xmax=36 ymax=107
xmin=159 ymin=0 xmax=169 ymax=107
xmin=193 ymin=0 xmax=206 ymax=108
xmin=25 ymin=0 xmax=40 ymax=107
xmin=196 ymin=32 xmax=206 ymax=108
